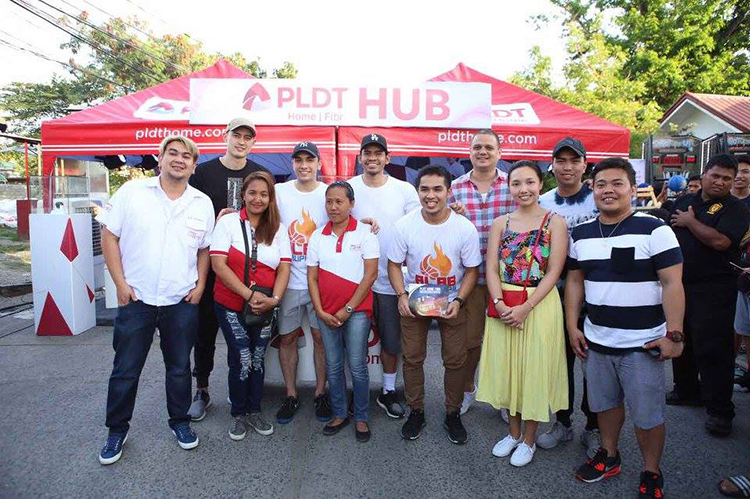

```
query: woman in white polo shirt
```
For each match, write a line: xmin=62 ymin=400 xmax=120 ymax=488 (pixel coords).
xmin=307 ymin=181 xmax=379 ymax=442
xmin=210 ymin=171 xmax=291 ymax=441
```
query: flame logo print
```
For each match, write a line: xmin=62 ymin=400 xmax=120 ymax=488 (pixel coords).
xmin=420 ymin=243 xmax=452 ymax=279
xmin=288 ymin=209 xmax=317 ymax=245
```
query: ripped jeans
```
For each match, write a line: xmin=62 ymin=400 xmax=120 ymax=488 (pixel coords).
xmin=215 ymin=303 xmax=270 ymax=416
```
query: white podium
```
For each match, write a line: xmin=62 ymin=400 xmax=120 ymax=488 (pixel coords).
xmin=30 ymin=213 xmax=96 ymax=335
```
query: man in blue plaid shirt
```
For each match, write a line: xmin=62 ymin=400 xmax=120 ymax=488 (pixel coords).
xmin=449 ymin=129 xmax=515 ymax=415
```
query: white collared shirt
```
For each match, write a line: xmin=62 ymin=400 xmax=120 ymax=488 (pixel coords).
xmin=96 ymin=176 xmax=215 ymax=307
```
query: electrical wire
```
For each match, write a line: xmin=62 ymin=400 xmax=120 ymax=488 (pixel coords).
xmin=0 ymin=38 xmax=136 ymax=92
xmin=65 ymin=0 xmax=158 ymax=42
xmin=36 ymin=0 xmax=190 ymax=73
xmin=8 ymin=0 xmax=162 ymax=84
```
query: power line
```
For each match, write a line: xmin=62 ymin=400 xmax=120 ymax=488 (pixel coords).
xmin=36 ymin=0 xmax=190 ymax=73
xmin=0 ymin=38 xmax=136 ymax=92
xmin=8 ymin=0 xmax=162 ymax=84
xmin=64 ymin=0 xmax=158 ymax=42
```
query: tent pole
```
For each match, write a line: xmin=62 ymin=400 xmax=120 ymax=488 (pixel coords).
xmin=25 ymin=142 xmax=30 ymax=200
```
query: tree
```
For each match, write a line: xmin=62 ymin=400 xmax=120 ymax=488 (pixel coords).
xmin=548 ymin=0 xmax=750 ymax=108
xmin=510 ymin=19 xmax=662 ymax=157
xmin=0 ymin=12 xmax=297 ymax=135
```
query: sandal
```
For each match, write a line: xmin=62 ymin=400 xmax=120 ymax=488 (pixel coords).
xmin=719 ymin=475 xmax=750 ymax=498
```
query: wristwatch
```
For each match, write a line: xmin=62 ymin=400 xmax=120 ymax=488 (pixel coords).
xmin=666 ymin=330 xmax=684 ymax=343
xmin=345 ymin=305 xmax=354 ymax=313
xmin=396 ymin=290 xmax=407 ymax=299
xmin=453 ymin=297 xmax=465 ymax=308
xmin=493 ymin=297 xmax=502 ymax=305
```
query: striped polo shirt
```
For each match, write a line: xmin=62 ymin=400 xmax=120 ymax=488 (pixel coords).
xmin=568 ymin=212 xmax=683 ymax=352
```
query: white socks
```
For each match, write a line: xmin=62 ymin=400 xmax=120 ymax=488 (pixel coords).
xmin=382 ymin=372 xmax=396 ymax=394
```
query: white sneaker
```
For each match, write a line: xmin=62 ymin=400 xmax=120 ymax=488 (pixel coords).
xmin=460 ymin=387 xmax=477 ymax=415
xmin=492 ymin=434 xmax=521 ymax=457
xmin=581 ymin=428 xmax=601 ymax=459
xmin=500 ymin=408 xmax=509 ymax=424
xmin=536 ymin=421 xmax=574 ymax=449
xmin=510 ymin=442 xmax=536 ymax=467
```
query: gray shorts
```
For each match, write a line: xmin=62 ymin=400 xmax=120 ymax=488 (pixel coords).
xmin=583 ymin=348 xmax=666 ymax=430
xmin=373 ymin=292 xmax=401 ymax=355
xmin=278 ymin=288 xmax=319 ymax=336
xmin=735 ymin=292 xmax=750 ymax=336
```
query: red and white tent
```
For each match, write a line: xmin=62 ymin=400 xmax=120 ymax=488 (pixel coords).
xmin=40 ymin=60 xmax=337 ymax=178
xmin=337 ymin=63 xmax=630 ymax=177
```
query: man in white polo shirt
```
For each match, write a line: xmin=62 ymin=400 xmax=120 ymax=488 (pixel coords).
xmin=96 ymin=136 xmax=215 ymax=465
xmin=350 ymin=133 xmax=421 ymax=419
xmin=388 ymin=164 xmax=481 ymax=445
xmin=274 ymin=142 xmax=331 ymax=424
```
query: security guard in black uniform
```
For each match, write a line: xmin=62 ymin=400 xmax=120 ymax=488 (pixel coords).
xmin=669 ymin=153 xmax=750 ymax=437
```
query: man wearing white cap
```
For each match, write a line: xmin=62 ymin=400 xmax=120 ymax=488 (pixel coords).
xmin=188 ymin=118 xmax=268 ymax=421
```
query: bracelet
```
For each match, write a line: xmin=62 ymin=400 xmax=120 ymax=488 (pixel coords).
xmin=273 ymin=295 xmax=281 ymax=302
xmin=396 ymin=290 xmax=407 ymax=298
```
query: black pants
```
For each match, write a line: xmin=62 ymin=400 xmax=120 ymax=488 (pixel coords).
xmin=106 ymin=300 xmax=198 ymax=435
xmin=672 ymin=281 xmax=736 ymax=420
xmin=192 ymin=271 xmax=220 ymax=388
xmin=557 ymin=288 xmax=598 ymax=430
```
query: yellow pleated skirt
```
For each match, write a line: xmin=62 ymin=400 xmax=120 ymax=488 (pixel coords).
xmin=476 ymin=283 xmax=569 ymax=422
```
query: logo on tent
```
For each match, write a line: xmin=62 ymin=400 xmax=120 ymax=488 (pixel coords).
xmin=491 ymin=103 xmax=540 ymax=125
xmin=133 ymin=96 xmax=190 ymax=121
xmin=243 ymin=83 xmax=272 ymax=111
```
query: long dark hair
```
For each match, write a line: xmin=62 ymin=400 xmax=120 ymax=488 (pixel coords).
xmin=240 ymin=171 xmax=280 ymax=245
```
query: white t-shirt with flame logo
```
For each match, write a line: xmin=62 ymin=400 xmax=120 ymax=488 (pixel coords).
xmin=275 ymin=181 xmax=328 ymax=290
xmin=389 ymin=209 xmax=481 ymax=301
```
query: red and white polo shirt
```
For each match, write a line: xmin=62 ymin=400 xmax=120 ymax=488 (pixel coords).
xmin=209 ymin=209 xmax=292 ymax=311
xmin=306 ymin=216 xmax=380 ymax=317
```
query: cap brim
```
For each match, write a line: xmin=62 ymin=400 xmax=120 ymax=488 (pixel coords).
xmin=553 ymin=145 xmax=585 ymax=158
xmin=292 ymin=148 xmax=319 ymax=158
xmin=360 ymin=141 xmax=388 ymax=153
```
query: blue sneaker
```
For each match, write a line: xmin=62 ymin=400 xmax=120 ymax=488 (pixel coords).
xmin=99 ymin=433 xmax=127 ymax=465
xmin=171 ymin=424 xmax=199 ymax=450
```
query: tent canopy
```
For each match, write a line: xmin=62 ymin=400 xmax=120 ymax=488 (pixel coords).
xmin=336 ymin=63 xmax=630 ymax=177
xmin=41 ymin=59 xmax=336 ymax=178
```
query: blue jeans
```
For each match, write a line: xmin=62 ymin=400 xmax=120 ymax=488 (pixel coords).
xmin=319 ymin=312 xmax=371 ymax=422
xmin=215 ymin=304 xmax=270 ymax=416
xmin=105 ymin=300 xmax=198 ymax=435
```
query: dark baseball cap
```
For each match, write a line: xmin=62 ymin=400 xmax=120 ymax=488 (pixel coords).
xmin=553 ymin=137 xmax=586 ymax=159
xmin=292 ymin=141 xmax=320 ymax=159
xmin=360 ymin=133 xmax=388 ymax=153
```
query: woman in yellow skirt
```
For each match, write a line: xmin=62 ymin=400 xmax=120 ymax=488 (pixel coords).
xmin=476 ymin=160 xmax=569 ymax=467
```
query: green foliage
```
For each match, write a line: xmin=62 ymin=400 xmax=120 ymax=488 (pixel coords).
xmin=0 ymin=13 xmax=297 ymax=134
xmin=549 ymin=0 xmax=750 ymax=108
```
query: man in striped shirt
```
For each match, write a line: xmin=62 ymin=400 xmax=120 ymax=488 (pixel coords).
xmin=565 ymin=158 xmax=684 ymax=499
xmin=449 ymin=129 xmax=515 ymax=415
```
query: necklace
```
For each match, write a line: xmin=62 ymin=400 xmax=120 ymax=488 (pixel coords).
xmin=598 ymin=213 xmax=630 ymax=247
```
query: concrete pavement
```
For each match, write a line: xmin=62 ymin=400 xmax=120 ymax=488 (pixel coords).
xmin=0 ymin=320 xmax=748 ymax=498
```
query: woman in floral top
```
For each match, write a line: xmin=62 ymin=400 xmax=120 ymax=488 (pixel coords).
xmin=476 ymin=160 xmax=569 ymax=468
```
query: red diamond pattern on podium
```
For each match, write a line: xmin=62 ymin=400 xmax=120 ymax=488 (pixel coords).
xmin=87 ymin=285 xmax=95 ymax=303
xmin=60 ymin=218 xmax=79 ymax=262
xmin=37 ymin=292 xmax=73 ymax=336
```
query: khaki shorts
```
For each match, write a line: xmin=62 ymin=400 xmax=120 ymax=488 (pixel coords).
xmin=278 ymin=288 xmax=319 ymax=336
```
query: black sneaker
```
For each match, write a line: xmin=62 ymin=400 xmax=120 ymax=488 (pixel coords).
xmin=443 ymin=411 xmax=468 ymax=445
xmin=638 ymin=470 xmax=664 ymax=498
xmin=705 ymin=415 xmax=732 ymax=437
xmin=276 ymin=396 xmax=300 ymax=424
xmin=575 ymin=447 xmax=622 ymax=483
xmin=376 ymin=390 xmax=405 ymax=419
xmin=400 ymin=409 xmax=426 ymax=440
xmin=314 ymin=393 xmax=332 ymax=422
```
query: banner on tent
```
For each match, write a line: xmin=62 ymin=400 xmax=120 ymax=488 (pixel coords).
xmin=189 ymin=79 xmax=492 ymax=128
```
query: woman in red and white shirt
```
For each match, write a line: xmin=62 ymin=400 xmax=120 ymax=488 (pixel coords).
xmin=307 ymin=181 xmax=379 ymax=442
xmin=210 ymin=171 xmax=291 ymax=440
